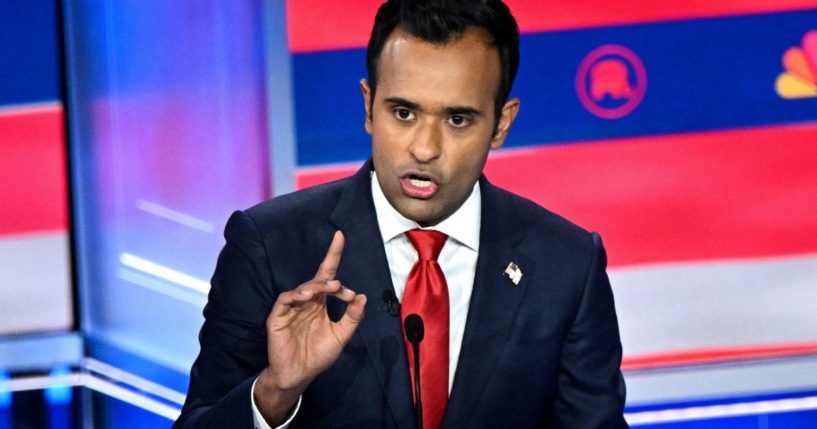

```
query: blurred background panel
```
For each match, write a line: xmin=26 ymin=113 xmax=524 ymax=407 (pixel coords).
xmin=63 ymin=0 xmax=283 ymax=390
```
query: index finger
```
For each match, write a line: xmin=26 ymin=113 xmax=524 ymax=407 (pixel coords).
xmin=315 ymin=230 xmax=344 ymax=281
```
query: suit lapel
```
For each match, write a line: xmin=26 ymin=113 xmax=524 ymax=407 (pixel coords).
xmin=442 ymin=178 xmax=535 ymax=428
xmin=330 ymin=162 xmax=415 ymax=429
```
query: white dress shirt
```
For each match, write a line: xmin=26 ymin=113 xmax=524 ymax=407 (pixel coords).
xmin=252 ymin=172 xmax=482 ymax=428
xmin=371 ymin=171 xmax=481 ymax=392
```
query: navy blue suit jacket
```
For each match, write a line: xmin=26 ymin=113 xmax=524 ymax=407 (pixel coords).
xmin=175 ymin=161 xmax=627 ymax=428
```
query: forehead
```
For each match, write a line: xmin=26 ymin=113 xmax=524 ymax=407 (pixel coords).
xmin=375 ymin=27 xmax=501 ymax=107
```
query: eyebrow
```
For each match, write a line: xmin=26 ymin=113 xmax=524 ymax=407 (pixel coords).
xmin=445 ymin=106 xmax=483 ymax=117
xmin=383 ymin=97 xmax=484 ymax=117
xmin=384 ymin=97 xmax=419 ymax=110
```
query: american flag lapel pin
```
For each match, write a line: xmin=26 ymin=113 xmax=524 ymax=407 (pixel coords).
xmin=503 ymin=261 xmax=523 ymax=285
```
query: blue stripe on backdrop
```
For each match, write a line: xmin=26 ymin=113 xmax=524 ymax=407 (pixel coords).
xmin=634 ymin=415 xmax=778 ymax=429
xmin=768 ymin=410 xmax=817 ymax=428
xmin=293 ymin=9 xmax=817 ymax=166
xmin=625 ymin=389 xmax=817 ymax=413
xmin=633 ymin=411 xmax=817 ymax=429
xmin=626 ymin=389 xmax=817 ymax=428
xmin=0 ymin=1 xmax=61 ymax=106
xmin=293 ymin=48 xmax=369 ymax=165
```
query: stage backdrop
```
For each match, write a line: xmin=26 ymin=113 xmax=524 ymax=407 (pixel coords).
xmin=0 ymin=1 xmax=73 ymax=336
xmin=286 ymin=0 xmax=817 ymax=372
xmin=55 ymin=1 xmax=817 ymax=425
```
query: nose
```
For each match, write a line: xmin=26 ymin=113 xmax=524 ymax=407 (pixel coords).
xmin=409 ymin=120 xmax=442 ymax=163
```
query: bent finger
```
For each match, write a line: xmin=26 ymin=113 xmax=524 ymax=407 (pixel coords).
xmin=330 ymin=283 xmax=357 ymax=303
xmin=333 ymin=294 xmax=367 ymax=346
xmin=271 ymin=279 xmax=344 ymax=316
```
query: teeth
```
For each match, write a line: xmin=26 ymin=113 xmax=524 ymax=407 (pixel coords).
xmin=409 ymin=177 xmax=431 ymax=188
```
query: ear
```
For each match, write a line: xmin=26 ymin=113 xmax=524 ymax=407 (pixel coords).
xmin=490 ymin=98 xmax=520 ymax=150
xmin=360 ymin=79 xmax=373 ymax=135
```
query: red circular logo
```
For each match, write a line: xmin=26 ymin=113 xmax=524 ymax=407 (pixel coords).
xmin=576 ymin=44 xmax=647 ymax=120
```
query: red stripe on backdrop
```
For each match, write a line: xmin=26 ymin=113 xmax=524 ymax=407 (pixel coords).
xmin=296 ymin=123 xmax=817 ymax=267
xmin=621 ymin=343 xmax=817 ymax=371
xmin=0 ymin=104 xmax=69 ymax=236
xmin=287 ymin=0 xmax=817 ymax=53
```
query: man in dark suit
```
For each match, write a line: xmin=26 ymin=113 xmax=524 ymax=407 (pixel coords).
xmin=175 ymin=1 xmax=627 ymax=428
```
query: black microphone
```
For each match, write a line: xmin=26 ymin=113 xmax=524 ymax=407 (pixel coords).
xmin=404 ymin=313 xmax=424 ymax=429
xmin=383 ymin=290 xmax=401 ymax=316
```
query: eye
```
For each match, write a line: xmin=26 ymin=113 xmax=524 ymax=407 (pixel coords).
xmin=393 ymin=108 xmax=415 ymax=121
xmin=447 ymin=115 xmax=471 ymax=128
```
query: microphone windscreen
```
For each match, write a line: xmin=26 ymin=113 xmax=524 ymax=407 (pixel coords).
xmin=404 ymin=313 xmax=424 ymax=343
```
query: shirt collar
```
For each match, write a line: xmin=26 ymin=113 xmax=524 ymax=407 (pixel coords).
xmin=371 ymin=171 xmax=481 ymax=251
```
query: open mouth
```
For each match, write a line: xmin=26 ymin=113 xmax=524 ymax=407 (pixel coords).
xmin=401 ymin=173 xmax=439 ymax=199
xmin=408 ymin=175 xmax=433 ymax=188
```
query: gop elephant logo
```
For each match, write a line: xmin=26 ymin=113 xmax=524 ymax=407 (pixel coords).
xmin=576 ymin=44 xmax=647 ymax=119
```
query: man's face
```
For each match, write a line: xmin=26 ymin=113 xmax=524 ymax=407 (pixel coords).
xmin=362 ymin=27 xmax=519 ymax=226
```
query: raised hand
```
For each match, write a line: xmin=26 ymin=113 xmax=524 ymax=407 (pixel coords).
xmin=253 ymin=231 xmax=367 ymax=425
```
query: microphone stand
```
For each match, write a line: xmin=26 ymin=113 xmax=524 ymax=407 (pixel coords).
xmin=412 ymin=339 xmax=423 ymax=429
xmin=404 ymin=314 xmax=424 ymax=429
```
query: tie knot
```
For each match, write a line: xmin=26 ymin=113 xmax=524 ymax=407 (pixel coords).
xmin=405 ymin=229 xmax=447 ymax=261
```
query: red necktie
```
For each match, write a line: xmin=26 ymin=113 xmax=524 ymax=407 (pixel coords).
xmin=401 ymin=229 xmax=449 ymax=429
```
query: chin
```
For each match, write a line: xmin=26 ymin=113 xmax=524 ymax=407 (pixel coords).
xmin=396 ymin=204 xmax=436 ymax=226
xmin=410 ymin=208 xmax=449 ymax=227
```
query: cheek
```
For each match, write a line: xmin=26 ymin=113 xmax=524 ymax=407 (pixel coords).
xmin=372 ymin=140 xmax=402 ymax=179
xmin=447 ymin=143 xmax=490 ymax=177
xmin=372 ymin=129 xmax=408 ymax=161
xmin=372 ymin=138 xmax=393 ymax=163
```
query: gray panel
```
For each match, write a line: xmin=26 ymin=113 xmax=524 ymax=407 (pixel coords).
xmin=0 ymin=233 xmax=72 ymax=334
xmin=610 ymin=254 xmax=817 ymax=356
xmin=626 ymin=355 xmax=817 ymax=406
xmin=264 ymin=0 xmax=297 ymax=196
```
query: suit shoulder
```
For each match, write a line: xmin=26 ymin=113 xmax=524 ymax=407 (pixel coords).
xmin=490 ymin=185 xmax=596 ymax=250
xmin=493 ymin=186 xmax=591 ymax=234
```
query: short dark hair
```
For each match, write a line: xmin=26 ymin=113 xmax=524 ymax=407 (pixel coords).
xmin=366 ymin=0 xmax=520 ymax=124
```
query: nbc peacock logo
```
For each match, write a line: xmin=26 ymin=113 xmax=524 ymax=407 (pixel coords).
xmin=775 ymin=30 xmax=817 ymax=99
